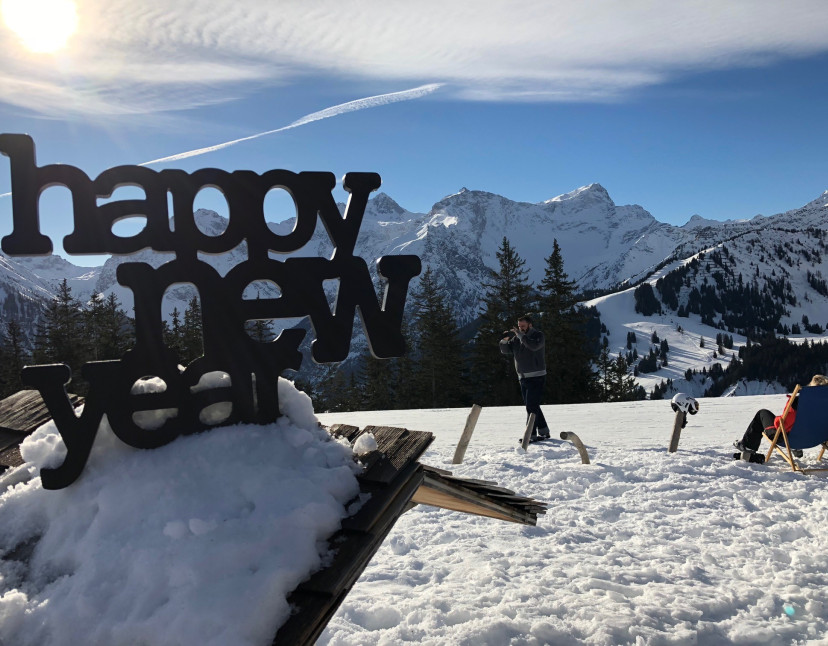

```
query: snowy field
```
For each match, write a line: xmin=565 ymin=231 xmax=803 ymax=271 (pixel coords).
xmin=317 ymin=395 xmax=828 ymax=646
xmin=2 ymin=390 xmax=828 ymax=645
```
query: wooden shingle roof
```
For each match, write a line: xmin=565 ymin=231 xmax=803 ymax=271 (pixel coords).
xmin=0 ymin=390 xmax=83 ymax=472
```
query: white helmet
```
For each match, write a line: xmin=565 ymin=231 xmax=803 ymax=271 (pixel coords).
xmin=671 ymin=393 xmax=699 ymax=415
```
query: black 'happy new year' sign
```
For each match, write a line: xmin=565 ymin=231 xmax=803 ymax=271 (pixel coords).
xmin=0 ymin=134 xmax=421 ymax=489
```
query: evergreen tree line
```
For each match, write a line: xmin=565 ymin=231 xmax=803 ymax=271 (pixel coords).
xmin=639 ymin=248 xmax=806 ymax=338
xmin=704 ymin=335 xmax=828 ymax=397
xmin=0 ymin=281 xmax=276 ymax=400
xmin=315 ymin=237 xmax=642 ymax=411
xmin=1 ymin=240 xmax=643 ymax=411
xmin=0 ymin=279 xmax=135 ymax=397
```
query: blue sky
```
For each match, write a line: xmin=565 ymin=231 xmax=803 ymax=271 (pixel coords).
xmin=1 ymin=0 xmax=827 ymax=264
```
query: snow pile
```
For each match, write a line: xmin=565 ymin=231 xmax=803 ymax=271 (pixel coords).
xmin=0 ymin=378 xmax=361 ymax=646
xmin=352 ymin=432 xmax=378 ymax=456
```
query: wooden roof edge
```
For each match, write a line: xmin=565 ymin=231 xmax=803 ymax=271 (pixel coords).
xmin=273 ymin=461 xmax=426 ymax=645
xmin=325 ymin=424 xmax=435 ymax=485
xmin=0 ymin=390 xmax=85 ymax=470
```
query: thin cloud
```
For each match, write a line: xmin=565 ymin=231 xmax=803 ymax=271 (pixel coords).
xmin=3 ymin=1 xmax=828 ymax=116
xmin=0 ymin=83 xmax=443 ymax=199
xmin=140 ymin=83 xmax=443 ymax=165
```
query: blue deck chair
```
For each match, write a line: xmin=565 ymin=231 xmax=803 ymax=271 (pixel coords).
xmin=764 ymin=384 xmax=828 ymax=473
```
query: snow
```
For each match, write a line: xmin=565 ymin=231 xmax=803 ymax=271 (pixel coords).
xmin=3 ymin=386 xmax=828 ymax=645
xmin=352 ymin=432 xmax=378 ymax=456
xmin=316 ymin=397 xmax=828 ymax=645
xmin=0 ymin=379 xmax=361 ymax=646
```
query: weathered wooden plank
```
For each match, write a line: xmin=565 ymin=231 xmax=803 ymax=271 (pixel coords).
xmin=419 ymin=465 xmax=546 ymax=523
xmin=0 ymin=390 xmax=83 ymax=469
xmin=342 ymin=461 xmax=424 ymax=533
xmin=520 ymin=413 xmax=536 ymax=451
xmin=272 ymin=588 xmax=344 ymax=646
xmin=303 ymin=469 xmax=423 ymax=595
xmin=439 ymin=476 xmax=499 ymax=487
xmin=0 ymin=430 xmax=22 ymax=454
xmin=452 ymin=404 xmax=482 ymax=464
xmin=353 ymin=427 xmax=433 ymax=484
xmin=0 ymin=390 xmax=82 ymax=435
xmin=327 ymin=424 xmax=361 ymax=442
xmin=440 ymin=480 xmax=517 ymax=496
xmin=362 ymin=426 xmax=434 ymax=471
xmin=668 ymin=411 xmax=684 ymax=453
xmin=421 ymin=464 xmax=452 ymax=476
xmin=412 ymin=480 xmax=537 ymax=525
xmin=0 ymin=444 xmax=22 ymax=470
xmin=559 ymin=431 xmax=591 ymax=464
xmin=274 ymin=464 xmax=426 ymax=646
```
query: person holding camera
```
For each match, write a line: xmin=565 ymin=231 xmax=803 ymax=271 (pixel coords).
xmin=499 ymin=314 xmax=550 ymax=440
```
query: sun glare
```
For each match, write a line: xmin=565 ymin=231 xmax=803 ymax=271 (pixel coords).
xmin=2 ymin=0 xmax=78 ymax=53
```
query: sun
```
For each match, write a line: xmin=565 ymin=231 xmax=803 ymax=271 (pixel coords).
xmin=2 ymin=0 xmax=78 ymax=54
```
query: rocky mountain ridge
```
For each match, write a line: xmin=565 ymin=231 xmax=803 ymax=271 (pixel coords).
xmin=1 ymin=184 xmax=826 ymax=393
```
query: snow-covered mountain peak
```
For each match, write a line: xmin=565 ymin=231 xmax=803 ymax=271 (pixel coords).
xmin=760 ymin=188 xmax=828 ymax=229
xmin=544 ymin=183 xmax=611 ymax=205
xmin=191 ymin=208 xmax=229 ymax=237
xmin=682 ymin=214 xmax=723 ymax=230
xmin=365 ymin=192 xmax=406 ymax=218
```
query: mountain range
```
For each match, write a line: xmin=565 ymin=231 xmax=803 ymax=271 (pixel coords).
xmin=2 ymin=183 xmax=827 ymax=395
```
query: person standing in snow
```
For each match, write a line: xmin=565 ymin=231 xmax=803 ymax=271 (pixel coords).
xmin=500 ymin=314 xmax=550 ymax=440
xmin=733 ymin=373 xmax=828 ymax=460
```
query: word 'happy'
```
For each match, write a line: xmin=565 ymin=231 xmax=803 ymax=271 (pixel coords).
xmin=0 ymin=134 xmax=421 ymax=489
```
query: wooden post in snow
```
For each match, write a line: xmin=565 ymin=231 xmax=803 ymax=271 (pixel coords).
xmin=560 ymin=432 xmax=591 ymax=464
xmin=668 ymin=411 xmax=686 ymax=453
xmin=520 ymin=413 xmax=537 ymax=451
xmin=452 ymin=404 xmax=482 ymax=464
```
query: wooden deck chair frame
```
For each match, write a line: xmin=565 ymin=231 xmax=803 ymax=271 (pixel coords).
xmin=765 ymin=384 xmax=828 ymax=473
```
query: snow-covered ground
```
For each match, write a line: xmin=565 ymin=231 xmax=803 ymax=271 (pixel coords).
xmin=317 ymin=396 xmax=828 ymax=645
xmin=3 ymin=390 xmax=828 ymax=645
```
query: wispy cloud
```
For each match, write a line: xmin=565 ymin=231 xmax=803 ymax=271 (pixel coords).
xmin=2 ymin=1 xmax=828 ymax=117
xmin=140 ymin=83 xmax=443 ymax=165
xmin=0 ymin=83 xmax=443 ymax=198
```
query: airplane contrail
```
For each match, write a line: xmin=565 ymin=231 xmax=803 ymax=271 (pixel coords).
xmin=0 ymin=83 xmax=444 ymax=197
xmin=140 ymin=83 xmax=444 ymax=166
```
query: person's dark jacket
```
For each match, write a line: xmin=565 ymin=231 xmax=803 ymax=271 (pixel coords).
xmin=499 ymin=327 xmax=546 ymax=379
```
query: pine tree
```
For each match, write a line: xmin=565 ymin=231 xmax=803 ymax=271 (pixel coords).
xmin=164 ymin=307 xmax=185 ymax=359
xmin=538 ymin=239 xmax=598 ymax=404
xmin=356 ymin=349 xmax=396 ymax=411
xmin=244 ymin=292 xmax=275 ymax=343
xmin=390 ymin=318 xmax=418 ymax=409
xmin=0 ymin=320 xmax=28 ymax=397
xmin=85 ymin=292 xmax=132 ymax=360
xmin=181 ymin=295 xmax=204 ymax=362
xmin=597 ymin=350 xmax=639 ymax=402
xmin=33 ymin=279 xmax=86 ymax=391
xmin=610 ymin=354 xmax=641 ymax=401
xmin=469 ymin=237 xmax=533 ymax=406
xmin=320 ymin=369 xmax=358 ymax=412
xmin=410 ymin=268 xmax=465 ymax=408
xmin=596 ymin=346 xmax=613 ymax=402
